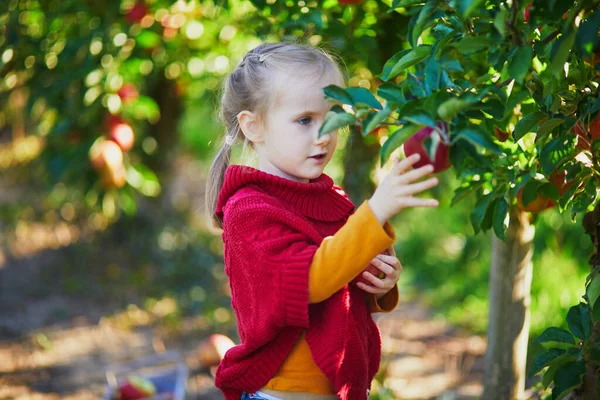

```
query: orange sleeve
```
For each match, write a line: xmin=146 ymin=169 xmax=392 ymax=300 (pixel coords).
xmin=308 ymin=200 xmax=396 ymax=303
xmin=366 ymin=285 xmax=399 ymax=313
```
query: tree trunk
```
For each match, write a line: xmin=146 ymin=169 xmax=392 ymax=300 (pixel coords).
xmin=483 ymin=208 xmax=535 ymax=400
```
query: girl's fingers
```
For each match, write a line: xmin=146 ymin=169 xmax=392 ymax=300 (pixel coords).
xmin=400 ymin=178 xmax=440 ymax=196
xmin=356 ymin=281 xmax=381 ymax=294
xmin=398 ymin=164 xmax=435 ymax=183
xmin=400 ymin=197 xmax=439 ymax=208
xmin=394 ymin=154 xmax=422 ymax=174
xmin=371 ymin=258 xmax=395 ymax=275
xmin=376 ymin=254 xmax=403 ymax=270
xmin=361 ymin=271 xmax=387 ymax=288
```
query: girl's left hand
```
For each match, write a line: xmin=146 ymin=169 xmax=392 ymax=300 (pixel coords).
xmin=356 ymin=247 xmax=403 ymax=299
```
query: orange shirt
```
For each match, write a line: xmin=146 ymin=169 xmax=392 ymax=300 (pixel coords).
xmin=263 ymin=200 xmax=399 ymax=394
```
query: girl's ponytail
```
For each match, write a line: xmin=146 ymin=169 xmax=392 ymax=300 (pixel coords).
xmin=205 ymin=123 xmax=241 ymax=229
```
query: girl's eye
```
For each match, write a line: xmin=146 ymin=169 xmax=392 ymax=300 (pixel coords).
xmin=298 ymin=117 xmax=312 ymax=126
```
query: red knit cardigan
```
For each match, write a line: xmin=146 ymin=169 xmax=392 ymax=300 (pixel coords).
xmin=214 ymin=165 xmax=384 ymax=400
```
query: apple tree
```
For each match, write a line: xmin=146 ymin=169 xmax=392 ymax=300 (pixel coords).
xmin=319 ymin=0 xmax=600 ymax=398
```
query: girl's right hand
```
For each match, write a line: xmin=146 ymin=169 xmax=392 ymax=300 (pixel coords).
xmin=368 ymin=154 xmax=440 ymax=225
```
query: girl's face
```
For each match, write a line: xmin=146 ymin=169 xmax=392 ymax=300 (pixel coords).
xmin=254 ymin=72 xmax=340 ymax=183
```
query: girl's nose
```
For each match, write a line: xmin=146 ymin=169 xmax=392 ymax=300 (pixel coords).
xmin=315 ymin=131 xmax=332 ymax=146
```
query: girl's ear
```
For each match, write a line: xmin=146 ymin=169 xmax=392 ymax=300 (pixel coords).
xmin=237 ymin=110 xmax=265 ymax=144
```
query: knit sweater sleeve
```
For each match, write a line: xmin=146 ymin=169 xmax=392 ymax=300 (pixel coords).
xmin=223 ymin=195 xmax=317 ymax=330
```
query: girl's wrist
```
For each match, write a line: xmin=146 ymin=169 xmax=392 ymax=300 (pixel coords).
xmin=367 ymin=198 xmax=390 ymax=226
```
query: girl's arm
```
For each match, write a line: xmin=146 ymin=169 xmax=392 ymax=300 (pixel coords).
xmin=308 ymin=200 xmax=396 ymax=303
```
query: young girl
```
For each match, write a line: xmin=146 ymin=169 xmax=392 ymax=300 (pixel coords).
xmin=205 ymin=42 xmax=439 ymax=400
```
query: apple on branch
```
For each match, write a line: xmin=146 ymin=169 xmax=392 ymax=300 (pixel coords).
xmin=119 ymin=376 xmax=156 ymax=400
xmin=403 ymin=124 xmax=451 ymax=173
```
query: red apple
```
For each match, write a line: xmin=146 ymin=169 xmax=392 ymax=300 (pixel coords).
xmin=105 ymin=114 xmax=124 ymax=130
xmin=403 ymin=124 xmax=451 ymax=173
xmin=572 ymin=114 xmax=600 ymax=150
xmin=352 ymin=248 xmax=391 ymax=287
xmin=524 ymin=3 xmax=532 ymax=23
xmin=353 ymin=262 xmax=386 ymax=287
xmin=516 ymin=188 xmax=551 ymax=214
xmin=196 ymin=334 xmax=235 ymax=368
xmin=118 ymin=83 xmax=139 ymax=103
xmin=549 ymin=170 xmax=574 ymax=196
xmin=89 ymin=139 xmax=123 ymax=171
xmin=119 ymin=376 xmax=156 ymax=400
xmin=126 ymin=3 xmax=148 ymax=24
xmin=109 ymin=122 xmax=135 ymax=152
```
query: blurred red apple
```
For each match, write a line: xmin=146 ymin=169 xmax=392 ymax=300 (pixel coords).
xmin=524 ymin=3 xmax=532 ymax=23
xmin=118 ymin=83 xmax=139 ymax=103
xmin=126 ymin=3 xmax=148 ymax=24
xmin=119 ymin=376 xmax=156 ymax=400
xmin=89 ymin=140 xmax=123 ymax=171
xmin=100 ymin=163 xmax=127 ymax=189
xmin=403 ymin=124 xmax=451 ymax=173
xmin=105 ymin=114 xmax=124 ymax=130
xmin=516 ymin=188 xmax=551 ymax=214
xmin=109 ymin=122 xmax=135 ymax=152
xmin=196 ymin=334 xmax=235 ymax=368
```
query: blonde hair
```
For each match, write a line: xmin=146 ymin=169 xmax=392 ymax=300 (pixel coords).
xmin=205 ymin=41 xmax=347 ymax=229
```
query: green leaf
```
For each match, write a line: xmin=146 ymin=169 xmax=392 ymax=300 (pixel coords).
xmin=540 ymin=137 xmax=576 ymax=175
xmin=587 ymin=276 xmax=600 ymax=311
xmin=529 ymin=348 xmax=566 ymax=377
xmin=492 ymin=197 xmax=509 ymax=241
xmin=412 ymin=0 xmax=438 ymax=45
xmin=404 ymin=112 xmax=437 ymax=127
xmin=379 ymin=49 xmax=410 ymax=81
xmin=434 ymin=30 xmax=456 ymax=59
xmin=493 ymin=8 xmax=509 ymax=38
xmin=551 ymin=31 xmax=576 ymax=78
xmin=536 ymin=118 xmax=564 ymax=140
xmin=508 ymin=46 xmax=533 ymax=84
xmin=380 ymin=124 xmax=423 ymax=166
xmin=437 ymin=98 xmax=471 ymax=121
xmin=454 ymin=127 xmax=503 ymax=155
xmin=535 ymin=327 xmax=576 ymax=348
xmin=129 ymin=96 xmax=160 ymax=123
xmin=450 ymin=35 xmax=493 ymax=54
xmin=319 ymin=111 xmax=356 ymax=137
xmin=346 ymin=87 xmax=382 ymax=110
xmin=457 ymin=0 xmax=485 ymax=18
xmin=513 ymin=112 xmax=548 ymax=141
xmin=522 ymin=179 xmax=542 ymax=206
xmin=552 ymin=361 xmax=586 ymax=400
xmin=451 ymin=182 xmax=483 ymax=206
xmin=542 ymin=352 xmax=579 ymax=389
xmin=387 ymin=45 xmax=432 ymax=80
xmin=470 ymin=192 xmax=493 ymax=234
xmin=135 ymin=31 xmax=162 ymax=49
xmin=364 ymin=107 xmax=392 ymax=136
xmin=576 ymin=9 xmax=600 ymax=56
xmin=127 ymin=164 xmax=161 ymax=197
xmin=566 ymin=303 xmax=591 ymax=340
xmin=377 ymin=83 xmax=405 ymax=104
xmin=323 ymin=85 xmax=354 ymax=105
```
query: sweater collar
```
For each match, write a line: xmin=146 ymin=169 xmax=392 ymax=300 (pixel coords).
xmin=216 ymin=165 xmax=354 ymax=222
